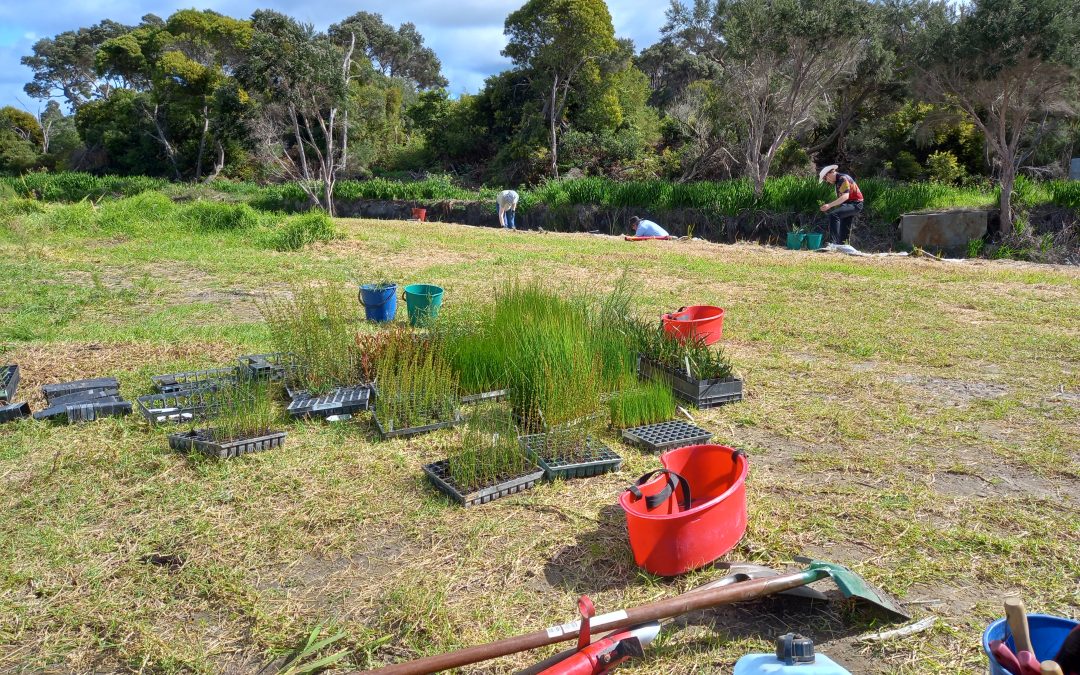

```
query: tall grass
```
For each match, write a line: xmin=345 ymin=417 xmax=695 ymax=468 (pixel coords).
xmin=609 ymin=377 xmax=676 ymax=428
xmin=374 ymin=333 xmax=458 ymax=432
xmin=447 ymin=403 xmax=531 ymax=491
xmin=269 ymin=211 xmax=339 ymax=251
xmin=197 ymin=379 xmax=277 ymax=441
xmin=258 ymin=285 xmax=367 ymax=395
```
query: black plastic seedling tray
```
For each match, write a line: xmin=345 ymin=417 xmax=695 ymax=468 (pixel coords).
xmin=152 ymin=367 xmax=238 ymax=394
xmin=0 ymin=401 xmax=31 ymax=423
xmin=137 ymin=388 xmax=223 ymax=425
xmin=621 ymin=420 xmax=713 ymax=453
xmin=423 ymin=459 xmax=545 ymax=507
xmin=287 ymin=384 xmax=372 ymax=419
xmin=237 ymin=353 xmax=294 ymax=382
xmin=0 ymin=364 xmax=19 ymax=402
xmin=375 ymin=411 xmax=462 ymax=439
xmin=637 ymin=356 xmax=743 ymax=409
xmin=42 ymin=377 xmax=120 ymax=405
xmin=168 ymin=429 xmax=286 ymax=459
xmin=33 ymin=400 xmax=132 ymax=424
xmin=461 ymin=389 xmax=509 ymax=404
xmin=520 ymin=433 xmax=623 ymax=480
xmin=45 ymin=388 xmax=121 ymax=407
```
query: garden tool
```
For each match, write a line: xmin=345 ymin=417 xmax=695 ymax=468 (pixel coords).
xmin=358 ymin=558 xmax=909 ymax=675
xmin=517 ymin=564 xmax=830 ymax=675
xmin=1006 ymin=597 xmax=1036 ymax=654
xmin=1017 ymin=651 xmax=1042 ymax=675
xmin=1043 ymin=661 xmax=1065 ymax=675
xmin=991 ymin=640 xmax=1023 ymax=675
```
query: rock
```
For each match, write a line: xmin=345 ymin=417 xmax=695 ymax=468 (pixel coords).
xmin=900 ymin=210 xmax=988 ymax=250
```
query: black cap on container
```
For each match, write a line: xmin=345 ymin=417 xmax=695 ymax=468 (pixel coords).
xmin=776 ymin=633 xmax=816 ymax=665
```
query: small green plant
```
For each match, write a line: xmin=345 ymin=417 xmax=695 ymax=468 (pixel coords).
xmin=277 ymin=622 xmax=349 ymax=675
xmin=374 ymin=333 xmax=459 ymax=432
xmin=447 ymin=403 xmax=531 ymax=492
xmin=627 ymin=318 xmax=733 ymax=381
xmin=201 ymin=380 xmax=277 ymax=442
xmin=270 ymin=211 xmax=339 ymax=251
xmin=967 ymin=237 xmax=986 ymax=258
xmin=259 ymin=285 xmax=367 ymax=394
xmin=609 ymin=377 xmax=676 ymax=428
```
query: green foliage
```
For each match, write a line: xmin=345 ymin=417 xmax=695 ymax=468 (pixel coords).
xmin=448 ymin=404 xmax=531 ymax=492
xmin=1 ymin=171 xmax=168 ymax=201
xmin=890 ymin=151 xmax=923 ymax=181
xmin=609 ymin=378 xmax=676 ymax=428
xmin=258 ymin=285 xmax=367 ymax=394
xmin=374 ymin=333 xmax=458 ymax=432
xmin=203 ymin=379 xmax=277 ymax=442
xmin=1048 ymin=180 xmax=1080 ymax=211
xmin=925 ymin=151 xmax=967 ymax=185
xmin=179 ymin=201 xmax=260 ymax=232
xmin=628 ymin=319 xmax=734 ymax=382
xmin=269 ymin=211 xmax=339 ymax=251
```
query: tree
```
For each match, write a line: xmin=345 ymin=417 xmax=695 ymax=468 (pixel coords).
xmin=503 ymin=0 xmax=621 ymax=177
xmin=242 ymin=11 xmax=358 ymax=215
xmin=330 ymin=12 xmax=448 ymax=89
xmin=911 ymin=0 xmax=1080 ymax=233
xmin=21 ymin=20 xmax=131 ymax=108
xmin=665 ymin=0 xmax=867 ymax=195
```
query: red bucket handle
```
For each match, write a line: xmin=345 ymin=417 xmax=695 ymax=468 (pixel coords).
xmin=626 ymin=469 xmax=692 ymax=511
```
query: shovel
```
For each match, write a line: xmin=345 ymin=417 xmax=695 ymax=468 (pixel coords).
xmin=358 ymin=559 xmax=909 ymax=675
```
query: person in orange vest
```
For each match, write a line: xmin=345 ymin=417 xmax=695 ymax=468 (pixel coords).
xmin=818 ymin=164 xmax=864 ymax=245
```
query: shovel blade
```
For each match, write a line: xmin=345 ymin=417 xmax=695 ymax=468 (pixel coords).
xmin=803 ymin=559 xmax=910 ymax=621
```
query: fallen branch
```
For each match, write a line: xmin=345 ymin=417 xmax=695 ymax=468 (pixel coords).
xmin=858 ymin=616 xmax=937 ymax=643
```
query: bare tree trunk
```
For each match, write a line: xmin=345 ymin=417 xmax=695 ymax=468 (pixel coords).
xmin=195 ymin=102 xmax=210 ymax=181
xmin=145 ymin=103 xmax=182 ymax=180
xmin=549 ymin=76 xmax=559 ymax=178
xmin=204 ymin=142 xmax=225 ymax=182
xmin=998 ymin=159 xmax=1016 ymax=236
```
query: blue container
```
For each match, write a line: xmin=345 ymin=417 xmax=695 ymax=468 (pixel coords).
xmin=359 ymin=283 xmax=398 ymax=323
xmin=734 ymin=654 xmax=851 ymax=674
xmin=983 ymin=614 xmax=1079 ymax=675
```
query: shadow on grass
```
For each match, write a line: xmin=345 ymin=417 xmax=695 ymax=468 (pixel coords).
xmin=543 ymin=504 xmax=639 ymax=593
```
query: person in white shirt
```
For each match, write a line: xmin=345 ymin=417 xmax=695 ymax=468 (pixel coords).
xmin=629 ymin=216 xmax=669 ymax=237
xmin=497 ymin=189 xmax=519 ymax=229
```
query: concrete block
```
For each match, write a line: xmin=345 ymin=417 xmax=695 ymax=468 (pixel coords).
xmin=900 ymin=210 xmax=988 ymax=250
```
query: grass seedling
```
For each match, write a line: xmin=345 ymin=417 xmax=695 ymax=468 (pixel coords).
xmin=447 ymin=403 xmax=531 ymax=492
xmin=374 ymin=333 xmax=459 ymax=432
xmin=609 ymin=377 xmax=677 ymax=428
xmin=627 ymin=318 xmax=734 ymax=381
xmin=194 ymin=379 xmax=277 ymax=442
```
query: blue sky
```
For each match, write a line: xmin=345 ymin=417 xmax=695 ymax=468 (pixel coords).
xmin=0 ymin=0 xmax=669 ymax=114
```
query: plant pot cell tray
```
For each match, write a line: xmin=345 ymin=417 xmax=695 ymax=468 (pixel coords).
xmin=152 ymin=367 xmax=238 ymax=394
xmin=45 ymin=388 xmax=121 ymax=407
xmin=137 ymin=389 xmax=223 ymax=425
xmin=637 ymin=356 xmax=743 ymax=409
xmin=1 ymin=364 xmax=19 ymax=402
xmin=520 ymin=433 xmax=623 ymax=480
xmin=237 ymin=353 xmax=295 ymax=382
xmin=168 ymin=429 xmax=286 ymax=459
xmin=287 ymin=384 xmax=372 ymax=418
xmin=375 ymin=411 xmax=461 ymax=439
xmin=0 ymin=401 xmax=31 ymax=423
xmin=42 ymin=378 xmax=120 ymax=404
xmin=621 ymin=420 xmax=713 ymax=452
xmin=461 ymin=389 xmax=509 ymax=404
xmin=423 ymin=459 xmax=545 ymax=507
xmin=33 ymin=400 xmax=132 ymax=424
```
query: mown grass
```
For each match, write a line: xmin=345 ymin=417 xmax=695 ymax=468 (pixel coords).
xmin=0 ymin=202 xmax=1077 ymax=674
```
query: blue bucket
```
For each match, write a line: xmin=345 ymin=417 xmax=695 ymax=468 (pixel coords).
xmin=359 ymin=283 xmax=398 ymax=323
xmin=982 ymin=614 xmax=1078 ymax=674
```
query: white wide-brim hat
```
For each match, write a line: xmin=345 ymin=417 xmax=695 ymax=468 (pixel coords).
xmin=818 ymin=164 xmax=839 ymax=182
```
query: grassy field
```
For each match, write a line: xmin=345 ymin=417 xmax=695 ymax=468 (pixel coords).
xmin=0 ymin=202 xmax=1078 ymax=674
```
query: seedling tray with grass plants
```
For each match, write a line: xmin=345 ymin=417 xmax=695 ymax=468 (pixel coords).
xmin=286 ymin=384 xmax=372 ymax=419
xmin=167 ymin=428 xmax=286 ymax=459
xmin=422 ymin=459 xmax=545 ymax=507
xmin=152 ymin=367 xmax=238 ymax=394
xmin=137 ymin=388 xmax=224 ymax=425
xmin=42 ymin=377 xmax=120 ymax=404
xmin=0 ymin=401 xmax=31 ymax=423
xmin=461 ymin=389 xmax=509 ymax=405
xmin=520 ymin=432 xmax=623 ymax=480
xmin=1 ymin=364 xmax=19 ymax=402
xmin=637 ymin=356 xmax=743 ymax=409
xmin=621 ymin=420 xmax=713 ymax=453
xmin=33 ymin=400 xmax=132 ymax=424
xmin=375 ymin=409 xmax=462 ymax=439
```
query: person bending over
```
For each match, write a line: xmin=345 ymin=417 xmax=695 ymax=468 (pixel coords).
xmin=818 ymin=165 xmax=864 ymax=245
xmin=629 ymin=216 xmax=669 ymax=238
xmin=497 ymin=189 xmax=519 ymax=229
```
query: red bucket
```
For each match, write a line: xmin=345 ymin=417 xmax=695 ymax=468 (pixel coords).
xmin=618 ymin=444 xmax=747 ymax=577
xmin=662 ymin=305 xmax=725 ymax=345
xmin=411 ymin=207 xmax=427 ymax=222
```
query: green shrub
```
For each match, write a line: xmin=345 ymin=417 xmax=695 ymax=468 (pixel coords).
xmin=925 ymin=151 xmax=967 ymax=185
xmin=48 ymin=201 xmax=98 ymax=233
xmin=180 ymin=201 xmax=260 ymax=232
xmin=891 ymin=152 xmax=923 ymax=181
xmin=1048 ymin=180 xmax=1080 ymax=211
xmin=269 ymin=211 xmax=339 ymax=251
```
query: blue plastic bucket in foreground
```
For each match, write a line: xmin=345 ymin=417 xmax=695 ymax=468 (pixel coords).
xmin=982 ymin=613 xmax=1078 ymax=675
xmin=359 ymin=284 xmax=398 ymax=323
xmin=403 ymin=283 xmax=444 ymax=326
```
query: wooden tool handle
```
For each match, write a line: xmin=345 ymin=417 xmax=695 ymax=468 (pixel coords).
xmin=1041 ymin=661 xmax=1064 ymax=675
xmin=1004 ymin=597 xmax=1035 ymax=654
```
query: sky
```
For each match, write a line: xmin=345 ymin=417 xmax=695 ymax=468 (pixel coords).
xmin=0 ymin=0 xmax=670 ymax=114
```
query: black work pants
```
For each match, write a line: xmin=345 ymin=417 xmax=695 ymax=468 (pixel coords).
xmin=828 ymin=201 xmax=863 ymax=244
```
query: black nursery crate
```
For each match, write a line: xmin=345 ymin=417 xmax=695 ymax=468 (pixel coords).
xmin=152 ymin=367 xmax=238 ymax=394
xmin=520 ymin=433 xmax=623 ymax=480
xmin=168 ymin=429 xmax=286 ymax=459
xmin=637 ymin=356 xmax=743 ymax=409
xmin=237 ymin=353 xmax=295 ymax=382
xmin=422 ymin=459 xmax=545 ymax=507
xmin=1 ymin=364 xmax=19 ymax=402
xmin=136 ymin=388 xmax=223 ymax=425
xmin=461 ymin=389 xmax=509 ymax=405
xmin=0 ymin=401 xmax=31 ymax=423
xmin=375 ymin=410 xmax=462 ymax=439
xmin=42 ymin=377 xmax=120 ymax=405
xmin=45 ymin=388 xmax=121 ymax=407
xmin=287 ymin=384 xmax=372 ymax=419
xmin=621 ymin=420 xmax=713 ymax=453
xmin=33 ymin=400 xmax=131 ymax=424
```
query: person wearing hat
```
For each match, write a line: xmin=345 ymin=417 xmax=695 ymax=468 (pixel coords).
xmin=629 ymin=216 xmax=669 ymax=238
xmin=497 ymin=189 xmax=519 ymax=229
xmin=818 ymin=164 xmax=864 ymax=245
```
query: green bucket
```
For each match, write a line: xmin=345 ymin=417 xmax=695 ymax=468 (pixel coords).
xmin=786 ymin=232 xmax=806 ymax=250
xmin=403 ymin=283 xmax=444 ymax=326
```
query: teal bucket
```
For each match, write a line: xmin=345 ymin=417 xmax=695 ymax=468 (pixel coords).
xmin=403 ymin=284 xmax=444 ymax=326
